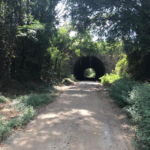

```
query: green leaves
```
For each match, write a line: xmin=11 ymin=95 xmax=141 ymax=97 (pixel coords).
xmin=66 ymin=0 xmax=150 ymax=79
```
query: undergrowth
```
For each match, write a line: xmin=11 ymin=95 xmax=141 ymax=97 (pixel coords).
xmin=0 ymin=95 xmax=8 ymax=103
xmin=100 ymin=73 xmax=121 ymax=86
xmin=0 ymin=106 xmax=36 ymax=141
xmin=102 ymin=73 xmax=150 ymax=150
xmin=100 ymin=54 xmax=128 ymax=86
xmin=125 ymin=84 xmax=150 ymax=150
xmin=0 ymin=86 xmax=56 ymax=143
xmin=110 ymin=77 xmax=138 ymax=107
xmin=25 ymin=93 xmax=55 ymax=108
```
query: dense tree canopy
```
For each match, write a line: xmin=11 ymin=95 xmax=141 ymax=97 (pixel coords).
xmin=0 ymin=0 xmax=60 ymax=86
xmin=66 ymin=0 xmax=150 ymax=79
xmin=0 ymin=0 xmax=109 ymax=87
xmin=0 ymin=0 xmax=150 ymax=88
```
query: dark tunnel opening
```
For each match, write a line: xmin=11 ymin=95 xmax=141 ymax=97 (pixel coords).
xmin=73 ymin=56 xmax=105 ymax=81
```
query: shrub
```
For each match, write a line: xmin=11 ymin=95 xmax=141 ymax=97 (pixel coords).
xmin=115 ymin=54 xmax=128 ymax=76
xmin=25 ymin=93 xmax=54 ymax=108
xmin=109 ymin=78 xmax=150 ymax=150
xmin=125 ymin=84 xmax=150 ymax=150
xmin=17 ymin=106 xmax=36 ymax=126
xmin=0 ymin=95 xmax=8 ymax=103
xmin=0 ymin=118 xmax=11 ymax=141
xmin=62 ymin=78 xmax=75 ymax=85
xmin=100 ymin=73 xmax=121 ymax=86
xmin=110 ymin=77 xmax=138 ymax=107
xmin=0 ymin=106 xmax=36 ymax=142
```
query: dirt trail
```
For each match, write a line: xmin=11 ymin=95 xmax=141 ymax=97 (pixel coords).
xmin=1 ymin=82 xmax=134 ymax=150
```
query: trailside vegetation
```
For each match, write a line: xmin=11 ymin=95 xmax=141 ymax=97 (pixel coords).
xmin=101 ymin=56 xmax=150 ymax=150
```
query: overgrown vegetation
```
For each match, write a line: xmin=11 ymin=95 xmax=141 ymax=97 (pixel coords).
xmin=110 ymin=78 xmax=150 ymax=150
xmin=25 ymin=93 xmax=54 ymax=108
xmin=100 ymin=55 xmax=128 ymax=86
xmin=101 ymin=55 xmax=150 ymax=150
xmin=0 ymin=96 xmax=8 ymax=103
xmin=0 ymin=106 xmax=36 ymax=141
xmin=0 ymin=85 xmax=56 ymax=143
xmin=100 ymin=73 xmax=121 ymax=86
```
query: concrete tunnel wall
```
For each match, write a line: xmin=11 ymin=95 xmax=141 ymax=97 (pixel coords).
xmin=73 ymin=56 xmax=105 ymax=81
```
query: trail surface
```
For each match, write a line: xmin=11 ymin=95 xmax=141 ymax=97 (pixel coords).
xmin=2 ymin=82 xmax=134 ymax=150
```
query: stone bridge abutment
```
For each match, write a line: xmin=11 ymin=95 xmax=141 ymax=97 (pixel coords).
xmin=65 ymin=52 xmax=119 ymax=81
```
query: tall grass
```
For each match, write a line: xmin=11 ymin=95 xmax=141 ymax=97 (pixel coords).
xmin=0 ymin=92 xmax=55 ymax=142
xmin=25 ymin=93 xmax=54 ymax=108
xmin=0 ymin=106 xmax=36 ymax=141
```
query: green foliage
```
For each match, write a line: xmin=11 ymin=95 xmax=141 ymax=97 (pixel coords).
xmin=100 ymin=54 xmax=129 ymax=86
xmin=100 ymin=73 xmax=121 ymax=86
xmin=66 ymin=0 xmax=150 ymax=80
xmin=127 ymin=52 xmax=150 ymax=80
xmin=0 ymin=86 xmax=55 ymax=142
xmin=0 ymin=106 xmax=36 ymax=141
xmin=68 ymin=74 xmax=77 ymax=82
xmin=62 ymin=78 xmax=75 ymax=85
xmin=123 ymin=84 xmax=150 ymax=150
xmin=0 ymin=95 xmax=8 ymax=103
xmin=0 ymin=117 xmax=11 ymax=141
xmin=115 ymin=55 xmax=128 ymax=76
xmin=110 ymin=77 xmax=138 ymax=107
xmin=0 ymin=0 xmax=61 ymax=84
xmin=25 ymin=94 xmax=54 ymax=108
xmin=0 ymin=83 xmax=56 ymax=142
xmin=109 ymin=76 xmax=150 ymax=149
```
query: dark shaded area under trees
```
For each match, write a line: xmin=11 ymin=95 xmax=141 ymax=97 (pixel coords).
xmin=1 ymin=0 xmax=150 ymax=91
xmin=0 ymin=0 xmax=60 ymax=89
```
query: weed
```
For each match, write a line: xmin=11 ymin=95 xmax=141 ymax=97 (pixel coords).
xmin=110 ymin=77 xmax=138 ymax=107
xmin=25 ymin=93 xmax=54 ymax=108
xmin=100 ymin=73 xmax=121 ymax=86
xmin=0 ymin=118 xmax=11 ymax=141
xmin=0 ymin=96 xmax=8 ymax=103
xmin=0 ymin=106 xmax=36 ymax=142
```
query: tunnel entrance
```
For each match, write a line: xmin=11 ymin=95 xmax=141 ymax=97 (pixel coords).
xmin=73 ymin=56 xmax=105 ymax=81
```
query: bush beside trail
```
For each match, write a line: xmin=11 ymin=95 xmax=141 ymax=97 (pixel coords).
xmin=62 ymin=78 xmax=75 ymax=86
xmin=0 ymin=87 xmax=56 ymax=143
xmin=101 ymin=74 xmax=150 ymax=150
